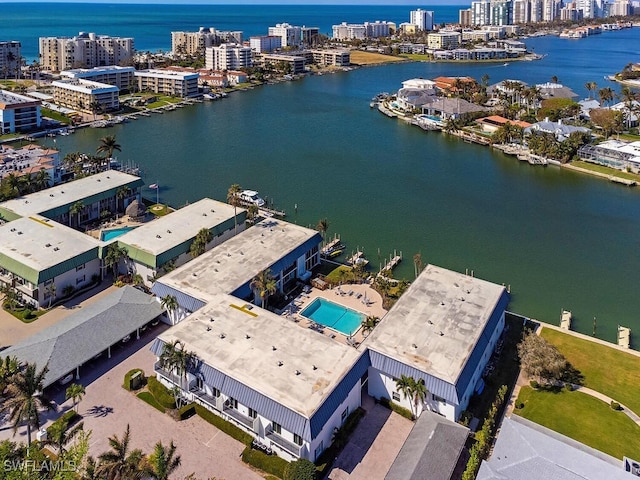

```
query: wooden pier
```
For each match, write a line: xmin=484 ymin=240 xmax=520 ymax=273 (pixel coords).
xmin=618 ymin=325 xmax=631 ymax=349
xmin=560 ymin=310 xmax=572 ymax=330
xmin=347 ymin=249 xmax=369 ymax=267
xmin=380 ymin=250 xmax=402 ymax=275
xmin=321 ymin=235 xmax=343 ymax=256
xmin=258 ymin=206 xmax=286 ymax=218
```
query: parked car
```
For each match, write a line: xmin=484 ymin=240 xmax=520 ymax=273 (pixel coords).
xmin=59 ymin=373 xmax=74 ymax=385
xmin=121 ymin=334 xmax=131 ymax=343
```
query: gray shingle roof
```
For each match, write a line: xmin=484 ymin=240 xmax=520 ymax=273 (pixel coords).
xmin=385 ymin=411 xmax=469 ymax=480
xmin=2 ymin=286 xmax=162 ymax=387
xmin=477 ymin=416 xmax=633 ymax=480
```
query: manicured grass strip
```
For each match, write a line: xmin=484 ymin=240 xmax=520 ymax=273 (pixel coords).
xmin=570 ymin=160 xmax=640 ymax=181
xmin=194 ymin=404 xmax=253 ymax=446
xmin=349 ymin=51 xmax=406 ymax=65
xmin=137 ymin=391 xmax=166 ymax=413
xmin=515 ymin=386 xmax=640 ymax=460
xmin=541 ymin=328 xmax=640 ymax=415
xmin=147 ymin=376 xmax=176 ymax=409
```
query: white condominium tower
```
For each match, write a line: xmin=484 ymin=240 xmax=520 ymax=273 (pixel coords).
xmin=39 ymin=32 xmax=134 ymax=72
xmin=410 ymin=8 xmax=435 ymax=31
xmin=205 ymin=44 xmax=252 ymax=71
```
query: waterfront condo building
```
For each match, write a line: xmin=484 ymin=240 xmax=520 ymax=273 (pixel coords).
xmin=332 ymin=23 xmax=366 ymax=40
xmin=608 ymin=0 xmax=631 ymax=15
xmin=410 ymin=8 xmax=435 ymax=31
xmin=0 ymin=41 xmax=22 ymax=79
xmin=308 ymin=49 xmax=350 ymax=67
xmin=260 ymin=54 xmax=306 ymax=75
xmin=249 ymin=36 xmax=282 ymax=53
xmin=459 ymin=8 xmax=473 ymax=26
xmin=134 ymin=69 xmax=199 ymax=98
xmin=366 ymin=21 xmax=395 ymax=37
xmin=205 ymin=44 xmax=252 ymax=71
xmin=491 ymin=0 xmax=514 ymax=24
xmin=471 ymin=0 xmax=492 ymax=25
xmin=39 ymin=32 xmax=134 ymax=73
xmin=268 ymin=23 xmax=318 ymax=48
xmin=427 ymin=32 xmax=462 ymax=50
xmin=0 ymin=91 xmax=41 ymax=134
xmin=60 ymin=66 xmax=136 ymax=90
xmin=171 ymin=28 xmax=243 ymax=57
xmin=51 ymin=78 xmax=119 ymax=114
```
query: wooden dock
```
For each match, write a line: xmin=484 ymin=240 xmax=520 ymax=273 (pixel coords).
xmin=560 ymin=310 xmax=572 ymax=330
xmin=380 ymin=250 xmax=402 ymax=275
xmin=618 ymin=325 xmax=631 ymax=348
xmin=347 ymin=249 xmax=369 ymax=267
xmin=321 ymin=235 xmax=342 ymax=256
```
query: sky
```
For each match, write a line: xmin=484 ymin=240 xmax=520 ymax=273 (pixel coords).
xmin=0 ymin=0 xmax=461 ymax=4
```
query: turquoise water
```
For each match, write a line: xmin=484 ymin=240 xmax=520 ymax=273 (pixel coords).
xmin=101 ymin=226 xmax=137 ymax=241
xmin=301 ymin=298 xmax=365 ymax=336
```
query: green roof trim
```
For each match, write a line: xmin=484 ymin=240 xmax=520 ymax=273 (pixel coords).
xmin=39 ymin=248 xmax=100 ymax=284
xmin=0 ymin=252 xmax=40 ymax=285
xmin=0 ymin=207 xmax=23 ymax=222
xmin=119 ymin=242 xmax=158 ymax=269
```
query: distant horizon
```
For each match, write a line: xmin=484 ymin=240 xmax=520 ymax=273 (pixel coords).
xmin=0 ymin=1 xmax=467 ymax=5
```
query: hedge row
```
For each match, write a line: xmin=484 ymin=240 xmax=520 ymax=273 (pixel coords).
xmin=47 ymin=410 xmax=81 ymax=436
xmin=179 ymin=403 xmax=196 ymax=420
xmin=137 ymin=391 xmax=166 ymax=413
xmin=379 ymin=397 xmax=414 ymax=420
xmin=194 ymin=404 xmax=253 ymax=446
xmin=241 ymin=447 xmax=288 ymax=479
xmin=123 ymin=368 xmax=146 ymax=391
xmin=147 ymin=376 xmax=176 ymax=409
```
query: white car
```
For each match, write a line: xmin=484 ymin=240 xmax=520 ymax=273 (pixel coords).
xmin=59 ymin=373 xmax=74 ymax=386
xmin=240 ymin=190 xmax=265 ymax=207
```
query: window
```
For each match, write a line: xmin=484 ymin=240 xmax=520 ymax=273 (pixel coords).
xmin=227 ymin=397 xmax=238 ymax=409
xmin=248 ymin=408 xmax=257 ymax=419
xmin=432 ymin=394 xmax=446 ymax=404
xmin=392 ymin=392 xmax=400 ymax=402
xmin=272 ymin=422 xmax=282 ymax=435
xmin=212 ymin=388 xmax=220 ymax=398
xmin=293 ymin=434 xmax=303 ymax=446
xmin=314 ymin=441 xmax=324 ymax=462
xmin=76 ymin=275 xmax=85 ymax=285
xmin=341 ymin=407 xmax=348 ymax=424
xmin=196 ymin=377 xmax=203 ymax=390
xmin=76 ymin=264 xmax=85 ymax=272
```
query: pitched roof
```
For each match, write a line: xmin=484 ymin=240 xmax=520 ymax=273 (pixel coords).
xmin=385 ymin=411 xmax=469 ymax=480
xmin=2 ymin=286 xmax=162 ymax=387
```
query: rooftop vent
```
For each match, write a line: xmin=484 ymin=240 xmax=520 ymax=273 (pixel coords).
xmin=227 ymin=253 xmax=231 ymax=257
xmin=45 ymin=243 xmax=51 ymax=248
xmin=61 ymin=191 xmax=64 ymax=193
xmin=295 ymin=370 xmax=301 ymax=375
xmin=261 ymin=233 xmax=264 ymax=236
xmin=245 ymin=334 xmax=251 ymax=339
xmin=272 ymin=345 xmax=277 ymax=351
xmin=277 ymin=361 xmax=283 ymax=367
xmin=53 ymin=247 xmax=59 ymax=251
xmin=17 ymin=231 xmax=22 ymax=235
xmin=202 ymin=213 xmax=207 ymax=216
xmin=412 ymin=343 xmax=418 ymax=349
xmin=219 ymin=333 xmax=225 ymax=339
xmin=167 ymin=229 xmax=171 ymax=234
xmin=210 ymin=318 xmax=214 ymax=322
xmin=10 ymin=228 xmax=15 ymax=232
xmin=214 ymin=268 xmax=218 ymax=272
xmin=206 ymin=326 xmax=211 ymax=331
xmin=427 ymin=320 xmax=433 ymax=325
xmin=210 ymin=209 xmax=215 ymax=213
xmin=240 ymin=251 xmax=243 ymax=255
xmin=156 ymin=235 xmax=161 ymax=238
xmin=439 ymin=331 xmax=444 ymax=336
xmin=312 ymin=365 xmax=317 ymax=370
xmin=467 ymin=289 xmax=471 ymax=294
xmin=49 ymin=194 xmax=54 ymax=197
xmin=192 ymin=272 xmax=197 ymax=277
xmin=97 ymin=179 xmax=100 ymax=182
xmin=440 ymin=301 xmax=445 ymax=306
xmin=106 ymin=176 xmax=110 ymax=179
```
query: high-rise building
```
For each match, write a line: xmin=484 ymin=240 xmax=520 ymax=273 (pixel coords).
xmin=542 ymin=0 xmax=562 ymax=21
xmin=609 ymin=0 xmax=631 ymax=15
xmin=249 ymin=36 xmax=282 ymax=54
xmin=459 ymin=9 xmax=473 ymax=26
xmin=205 ymin=44 xmax=252 ymax=71
xmin=172 ymin=28 xmax=218 ymax=56
xmin=560 ymin=2 xmax=582 ymax=20
xmin=513 ymin=0 xmax=531 ymax=23
xmin=410 ymin=8 xmax=435 ymax=31
xmin=472 ymin=0 xmax=492 ymax=25
xmin=332 ymin=23 xmax=367 ymax=40
xmin=268 ymin=23 xmax=303 ymax=47
xmin=0 ymin=41 xmax=21 ymax=79
xmin=39 ymin=32 xmax=134 ymax=72
xmin=301 ymin=27 xmax=320 ymax=48
xmin=491 ymin=0 xmax=514 ymax=25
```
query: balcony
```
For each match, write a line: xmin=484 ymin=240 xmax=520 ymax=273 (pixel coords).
xmin=154 ymin=362 xmax=186 ymax=389
xmin=266 ymin=430 xmax=302 ymax=458
xmin=191 ymin=388 xmax=222 ymax=411
xmin=223 ymin=406 xmax=255 ymax=431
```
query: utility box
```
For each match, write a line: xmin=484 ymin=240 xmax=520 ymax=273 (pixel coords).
xmin=36 ymin=428 xmax=48 ymax=441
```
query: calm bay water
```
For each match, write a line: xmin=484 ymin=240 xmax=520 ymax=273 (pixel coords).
xmin=8 ymin=5 xmax=640 ymax=343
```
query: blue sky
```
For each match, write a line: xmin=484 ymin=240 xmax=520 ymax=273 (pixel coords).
xmin=1 ymin=0 xmax=463 ymax=4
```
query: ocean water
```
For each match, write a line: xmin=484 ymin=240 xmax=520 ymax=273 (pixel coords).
xmin=2 ymin=3 xmax=465 ymax=61
xmin=7 ymin=5 xmax=640 ymax=344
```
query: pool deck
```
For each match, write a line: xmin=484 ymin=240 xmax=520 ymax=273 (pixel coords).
xmin=282 ymin=282 xmax=387 ymax=347
xmin=85 ymin=214 xmax=152 ymax=240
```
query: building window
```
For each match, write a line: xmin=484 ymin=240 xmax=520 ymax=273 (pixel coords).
xmin=314 ymin=441 xmax=324 ymax=462
xmin=76 ymin=264 xmax=85 ymax=271
xmin=341 ymin=407 xmax=348 ymax=424
xmin=293 ymin=433 xmax=303 ymax=446
xmin=392 ymin=392 xmax=400 ymax=402
xmin=248 ymin=408 xmax=257 ymax=419
xmin=432 ymin=394 xmax=446 ymax=404
xmin=227 ymin=397 xmax=238 ymax=409
xmin=76 ymin=275 xmax=85 ymax=285
xmin=212 ymin=388 xmax=220 ymax=397
xmin=196 ymin=377 xmax=203 ymax=390
xmin=272 ymin=422 xmax=282 ymax=435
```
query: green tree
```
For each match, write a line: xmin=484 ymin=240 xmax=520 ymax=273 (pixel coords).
xmin=97 ymin=135 xmax=122 ymax=160
xmin=96 ymin=425 xmax=145 ymax=480
xmin=160 ymin=294 xmax=179 ymax=324
xmin=394 ymin=375 xmax=427 ymax=419
xmin=189 ymin=228 xmax=213 ymax=258
xmin=46 ymin=282 xmax=57 ymax=308
xmin=0 ymin=363 xmax=56 ymax=447
xmin=316 ymin=218 xmax=329 ymax=245
xmin=227 ymin=183 xmax=242 ymax=235
xmin=65 ymin=383 xmax=85 ymax=413
xmin=158 ymin=340 xmax=195 ymax=405
xmin=0 ymin=355 xmax=20 ymax=396
xmin=69 ymin=200 xmax=84 ymax=227
xmin=250 ymin=268 xmax=277 ymax=309
xmin=43 ymin=419 xmax=84 ymax=456
xmin=143 ymin=440 xmax=182 ymax=480
xmin=517 ymin=332 xmax=568 ymax=384
xmin=284 ymin=458 xmax=317 ymax=480
xmin=598 ymin=87 xmax=615 ymax=107
xmin=246 ymin=203 xmax=259 ymax=225
xmin=104 ymin=243 xmax=129 ymax=278
xmin=116 ymin=186 xmax=131 ymax=213
xmin=360 ymin=315 xmax=379 ymax=336
xmin=33 ymin=168 xmax=51 ymax=191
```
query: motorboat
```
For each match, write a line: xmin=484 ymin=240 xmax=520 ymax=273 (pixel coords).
xmin=240 ymin=190 xmax=265 ymax=207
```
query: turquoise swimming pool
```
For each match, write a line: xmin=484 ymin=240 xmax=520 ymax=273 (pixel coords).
xmin=300 ymin=298 xmax=365 ymax=336
xmin=101 ymin=226 xmax=137 ymax=241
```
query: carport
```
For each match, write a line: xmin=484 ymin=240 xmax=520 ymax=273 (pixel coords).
xmin=2 ymin=286 xmax=163 ymax=388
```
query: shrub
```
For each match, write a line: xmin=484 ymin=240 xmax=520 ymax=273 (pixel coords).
xmin=123 ymin=368 xmax=146 ymax=391
xmin=147 ymin=376 xmax=176 ymax=409
xmin=565 ymin=383 xmax=573 ymax=392
xmin=23 ymin=309 xmax=34 ymax=320
xmin=194 ymin=405 xmax=253 ymax=445
xmin=137 ymin=391 xmax=165 ymax=413
xmin=610 ymin=401 xmax=622 ymax=411
xmin=379 ymin=397 xmax=414 ymax=420
xmin=530 ymin=380 xmax=540 ymax=389
xmin=316 ymin=408 xmax=366 ymax=476
xmin=515 ymin=402 xmax=525 ymax=409
xmin=47 ymin=410 xmax=81 ymax=437
xmin=61 ymin=285 xmax=75 ymax=297
xmin=179 ymin=403 xmax=196 ymax=420
xmin=284 ymin=458 xmax=317 ymax=480
xmin=459 ymin=410 xmax=473 ymax=426
xmin=241 ymin=447 xmax=288 ymax=478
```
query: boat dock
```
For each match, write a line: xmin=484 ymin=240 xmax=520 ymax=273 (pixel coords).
xmin=257 ymin=206 xmax=286 ymax=218
xmin=347 ymin=249 xmax=369 ymax=267
xmin=618 ymin=325 xmax=631 ymax=348
xmin=609 ymin=176 xmax=637 ymax=187
xmin=380 ymin=250 xmax=402 ymax=275
xmin=321 ymin=235 xmax=344 ymax=257
xmin=560 ymin=310 xmax=572 ymax=330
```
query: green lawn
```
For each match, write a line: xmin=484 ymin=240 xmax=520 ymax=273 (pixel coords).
xmin=570 ymin=160 xmax=640 ymax=181
xmin=541 ymin=328 xmax=640 ymax=415
xmin=515 ymin=386 xmax=640 ymax=460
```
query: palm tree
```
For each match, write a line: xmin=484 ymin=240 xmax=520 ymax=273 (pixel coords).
xmin=395 ymin=374 xmax=414 ymax=408
xmin=96 ymin=425 xmax=145 ymax=480
xmin=97 ymin=135 xmax=122 ymax=160
xmin=46 ymin=282 xmax=56 ymax=308
xmin=160 ymin=294 xmax=179 ymax=324
xmin=189 ymin=228 xmax=213 ymax=258
xmin=69 ymin=201 xmax=84 ymax=228
xmin=4 ymin=173 xmax=21 ymax=198
xmin=246 ymin=204 xmax=259 ymax=225
xmin=43 ymin=419 xmax=84 ymax=456
xmin=116 ymin=186 xmax=131 ymax=213
xmin=584 ymin=81 xmax=597 ymax=100
xmin=0 ymin=355 xmax=20 ymax=395
xmin=250 ymin=268 xmax=277 ymax=309
xmin=65 ymin=383 xmax=85 ymax=413
xmin=33 ymin=168 xmax=51 ymax=191
xmin=1 ymin=362 xmax=56 ymax=446
xmin=360 ymin=315 xmax=379 ymax=336
xmin=227 ymin=183 xmax=242 ymax=235
xmin=410 ymin=378 xmax=428 ymax=417
xmin=143 ymin=441 xmax=181 ymax=480
xmin=550 ymin=75 xmax=559 ymax=84
xmin=598 ymin=87 xmax=615 ymax=107
xmin=105 ymin=243 xmax=129 ymax=278
xmin=89 ymin=100 xmax=102 ymax=121
xmin=159 ymin=340 xmax=195 ymax=405
xmin=413 ymin=252 xmax=423 ymax=279
xmin=316 ymin=218 xmax=329 ymax=245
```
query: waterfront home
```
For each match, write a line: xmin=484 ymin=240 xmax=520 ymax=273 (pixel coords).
xmin=578 ymin=140 xmax=640 ymax=172
xmin=536 ymin=82 xmax=579 ymax=101
xmin=0 ymin=90 xmax=41 ymax=134
xmin=610 ymin=100 xmax=640 ymax=128
xmin=396 ymin=87 xmax=436 ymax=111
xmin=476 ymin=115 xmax=531 ymax=133
xmin=421 ymin=97 xmax=488 ymax=120
xmin=402 ymin=78 xmax=437 ymax=93
xmin=433 ymin=76 xmax=477 ymax=95
xmin=0 ymin=144 xmax=59 ymax=184
xmin=60 ymin=65 xmax=135 ymax=90
xmin=134 ymin=68 xmax=199 ymax=98
xmin=578 ymin=99 xmax=601 ymax=119
xmin=525 ymin=119 xmax=590 ymax=141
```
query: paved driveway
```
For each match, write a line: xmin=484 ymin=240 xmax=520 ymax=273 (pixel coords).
xmin=1 ymin=331 xmax=261 ymax=480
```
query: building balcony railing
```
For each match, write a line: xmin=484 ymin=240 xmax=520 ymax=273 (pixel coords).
xmin=191 ymin=388 xmax=222 ymax=411
xmin=266 ymin=430 xmax=302 ymax=457
xmin=223 ymin=406 xmax=256 ymax=431
xmin=154 ymin=362 xmax=186 ymax=389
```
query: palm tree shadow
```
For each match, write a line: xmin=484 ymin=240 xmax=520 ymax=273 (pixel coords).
xmin=86 ymin=404 xmax=114 ymax=417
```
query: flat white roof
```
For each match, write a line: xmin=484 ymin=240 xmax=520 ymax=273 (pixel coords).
xmin=61 ymin=66 xmax=135 ymax=77
xmin=117 ymin=198 xmax=240 ymax=256
xmin=0 ymin=171 xmax=141 ymax=218
xmin=364 ymin=264 xmax=506 ymax=384
xmin=0 ymin=216 xmax=98 ymax=272
xmin=52 ymin=79 xmax=119 ymax=94
xmin=157 ymin=218 xmax=320 ymax=302
xmin=134 ymin=69 xmax=199 ymax=81
xmin=159 ymin=293 xmax=360 ymax=416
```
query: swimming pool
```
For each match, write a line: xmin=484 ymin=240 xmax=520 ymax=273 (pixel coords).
xmin=300 ymin=298 xmax=365 ymax=336
xmin=101 ymin=226 xmax=138 ymax=241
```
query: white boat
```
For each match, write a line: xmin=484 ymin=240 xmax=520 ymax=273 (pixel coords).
xmin=239 ymin=190 xmax=265 ymax=207
xmin=560 ymin=310 xmax=572 ymax=330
